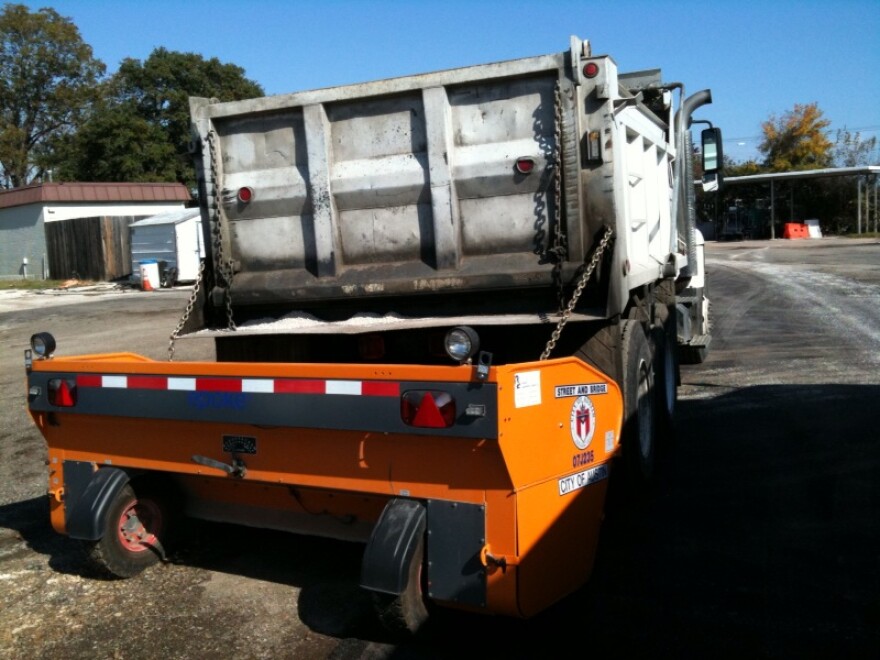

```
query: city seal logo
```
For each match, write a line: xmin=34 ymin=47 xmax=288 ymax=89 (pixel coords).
xmin=569 ymin=395 xmax=596 ymax=450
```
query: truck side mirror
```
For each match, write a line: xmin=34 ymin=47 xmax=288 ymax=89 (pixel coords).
xmin=701 ymin=127 xmax=723 ymax=173
xmin=701 ymin=127 xmax=724 ymax=192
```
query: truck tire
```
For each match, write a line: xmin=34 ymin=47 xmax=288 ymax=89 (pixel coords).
xmin=372 ymin=534 xmax=429 ymax=637
xmin=574 ymin=323 xmax=621 ymax=383
xmin=83 ymin=483 xmax=169 ymax=579
xmin=620 ymin=320 xmax=656 ymax=487
xmin=651 ymin=318 xmax=677 ymax=444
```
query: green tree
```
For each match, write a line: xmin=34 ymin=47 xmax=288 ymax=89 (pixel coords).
xmin=56 ymin=101 xmax=176 ymax=182
xmin=0 ymin=3 xmax=104 ymax=187
xmin=59 ymin=48 xmax=263 ymax=187
xmin=759 ymin=102 xmax=832 ymax=171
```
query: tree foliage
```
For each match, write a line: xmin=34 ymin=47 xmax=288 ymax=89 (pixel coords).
xmin=758 ymin=102 xmax=832 ymax=171
xmin=58 ymin=48 xmax=263 ymax=187
xmin=0 ymin=3 xmax=104 ymax=188
xmin=56 ymin=101 xmax=177 ymax=182
xmin=832 ymin=128 xmax=877 ymax=168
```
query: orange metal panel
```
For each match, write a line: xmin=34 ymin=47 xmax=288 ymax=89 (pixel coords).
xmin=29 ymin=352 xmax=623 ymax=619
xmin=514 ymin=478 xmax=609 ymax=617
xmin=42 ymin=414 xmax=509 ymax=503
xmin=494 ymin=357 xmax=622 ymax=491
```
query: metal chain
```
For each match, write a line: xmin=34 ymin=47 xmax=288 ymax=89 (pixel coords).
xmin=206 ymin=129 xmax=237 ymax=331
xmin=550 ymin=81 xmax=567 ymax=303
xmin=167 ymin=260 xmax=206 ymax=361
xmin=540 ymin=226 xmax=614 ymax=360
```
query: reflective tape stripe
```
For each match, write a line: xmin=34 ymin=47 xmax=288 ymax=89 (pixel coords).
xmin=77 ymin=374 xmax=102 ymax=388
xmin=168 ymin=377 xmax=196 ymax=391
xmin=326 ymin=380 xmax=362 ymax=395
xmin=196 ymin=378 xmax=241 ymax=392
xmin=241 ymin=379 xmax=273 ymax=393
xmin=71 ymin=374 xmax=401 ymax=397
xmin=128 ymin=376 xmax=167 ymax=390
xmin=274 ymin=379 xmax=324 ymax=394
xmin=362 ymin=381 xmax=400 ymax=397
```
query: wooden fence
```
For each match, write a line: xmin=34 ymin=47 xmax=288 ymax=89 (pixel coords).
xmin=45 ymin=216 xmax=147 ymax=281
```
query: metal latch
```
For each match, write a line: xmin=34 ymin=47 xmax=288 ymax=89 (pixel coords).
xmin=192 ymin=454 xmax=247 ymax=478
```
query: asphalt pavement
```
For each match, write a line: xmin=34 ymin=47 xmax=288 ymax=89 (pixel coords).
xmin=0 ymin=238 xmax=877 ymax=659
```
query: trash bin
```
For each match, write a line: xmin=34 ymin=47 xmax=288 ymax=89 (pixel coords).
xmin=139 ymin=260 xmax=160 ymax=291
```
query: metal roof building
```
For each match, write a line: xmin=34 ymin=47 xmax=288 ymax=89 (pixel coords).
xmin=0 ymin=182 xmax=191 ymax=280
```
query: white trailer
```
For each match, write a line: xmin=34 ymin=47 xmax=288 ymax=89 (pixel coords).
xmin=130 ymin=208 xmax=204 ymax=286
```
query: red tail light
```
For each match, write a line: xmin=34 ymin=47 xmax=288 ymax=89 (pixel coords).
xmin=515 ymin=157 xmax=536 ymax=174
xmin=48 ymin=378 xmax=77 ymax=407
xmin=401 ymin=391 xmax=456 ymax=428
xmin=583 ymin=62 xmax=600 ymax=78
xmin=237 ymin=186 xmax=254 ymax=203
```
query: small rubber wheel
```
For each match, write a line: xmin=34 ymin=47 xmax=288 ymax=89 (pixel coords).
xmin=373 ymin=534 xmax=430 ymax=637
xmin=83 ymin=483 xmax=168 ymax=578
xmin=620 ymin=320 xmax=656 ymax=488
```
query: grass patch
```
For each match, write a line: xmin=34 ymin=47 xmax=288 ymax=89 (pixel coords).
xmin=842 ymin=231 xmax=880 ymax=239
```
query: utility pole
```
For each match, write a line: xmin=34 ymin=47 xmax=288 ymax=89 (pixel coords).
xmin=857 ymin=178 xmax=862 ymax=234
xmin=770 ymin=180 xmax=776 ymax=239
xmin=874 ymin=176 xmax=877 ymax=234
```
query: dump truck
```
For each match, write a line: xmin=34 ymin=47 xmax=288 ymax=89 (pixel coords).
xmin=25 ymin=36 xmax=721 ymax=633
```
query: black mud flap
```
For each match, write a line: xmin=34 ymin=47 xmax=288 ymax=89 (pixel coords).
xmin=63 ymin=462 xmax=130 ymax=541
xmin=360 ymin=498 xmax=426 ymax=596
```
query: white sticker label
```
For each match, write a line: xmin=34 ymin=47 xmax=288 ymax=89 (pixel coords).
xmin=558 ymin=464 xmax=609 ymax=496
xmin=605 ymin=430 xmax=615 ymax=453
xmin=555 ymin=383 xmax=608 ymax=398
xmin=513 ymin=370 xmax=541 ymax=408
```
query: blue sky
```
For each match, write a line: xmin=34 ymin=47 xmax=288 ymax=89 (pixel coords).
xmin=34 ymin=0 xmax=880 ymax=163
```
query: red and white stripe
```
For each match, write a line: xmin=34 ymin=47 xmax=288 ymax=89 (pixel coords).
xmin=76 ymin=374 xmax=400 ymax=397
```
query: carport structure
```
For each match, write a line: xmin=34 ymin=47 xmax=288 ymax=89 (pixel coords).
xmin=723 ymin=165 xmax=880 ymax=238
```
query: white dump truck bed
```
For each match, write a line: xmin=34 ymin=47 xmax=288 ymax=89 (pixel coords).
xmin=190 ymin=37 xmax=680 ymax=324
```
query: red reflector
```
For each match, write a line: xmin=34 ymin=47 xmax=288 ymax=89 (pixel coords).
xmin=515 ymin=157 xmax=536 ymax=175
xmin=48 ymin=379 xmax=77 ymax=407
xmin=583 ymin=62 xmax=600 ymax=78
xmin=237 ymin=186 xmax=254 ymax=203
xmin=401 ymin=391 xmax=456 ymax=428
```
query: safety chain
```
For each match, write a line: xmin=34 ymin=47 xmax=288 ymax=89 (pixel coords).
xmin=540 ymin=226 xmax=614 ymax=361
xmin=167 ymin=260 xmax=206 ymax=361
xmin=206 ymin=129 xmax=237 ymax=332
xmin=549 ymin=80 xmax=567 ymax=304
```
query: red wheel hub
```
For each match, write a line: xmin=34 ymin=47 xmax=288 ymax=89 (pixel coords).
xmin=117 ymin=498 xmax=161 ymax=553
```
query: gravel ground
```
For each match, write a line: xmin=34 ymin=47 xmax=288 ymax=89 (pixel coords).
xmin=1 ymin=238 xmax=878 ymax=659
